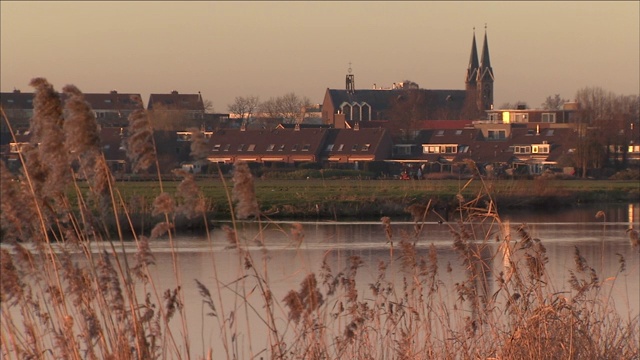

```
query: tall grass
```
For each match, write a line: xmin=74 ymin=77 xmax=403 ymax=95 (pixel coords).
xmin=1 ymin=79 xmax=638 ymax=359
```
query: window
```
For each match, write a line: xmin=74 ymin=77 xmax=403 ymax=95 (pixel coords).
xmin=514 ymin=146 xmax=531 ymax=154
xmin=213 ymin=144 xmax=221 ymax=151
xmin=302 ymin=144 xmax=310 ymax=151
xmin=455 ymin=130 xmax=463 ymax=135
xmin=266 ymin=144 xmax=275 ymax=151
xmin=247 ymin=144 xmax=255 ymax=151
xmin=532 ymin=145 xmax=549 ymax=154
xmin=424 ymin=146 xmax=440 ymax=154
xmin=238 ymin=144 xmax=245 ymax=151
xmin=292 ymin=144 xmax=299 ymax=151
xmin=394 ymin=145 xmax=412 ymax=155
xmin=459 ymin=145 xmax=469 ymax=153
xmin=487 ymin=130 xmax=506 ymax=140
xmin=278 ymin=144 xmax=285 ymax=151
xmin=541 ymin=113 xmax=556 ymax=123
xmin=444 ymin=145 xmax=457 ymax=154
xmin=361 ymin=144 xmax=371 ymax=151
xmin=513 ymin=113 xmax=528 ymax=123
xmin=488 ymin=113 xmax=501 ymax=121
xmin=9 ymin=143 xmax=23 ymax=153
xmin=337 ymin=144 xmax=344 ymax=151
xmin=223 ymin=144 xmax=230 ymax=151
xmin=325 ymin=144 xmax=334 ymax=151
xmin=351 ymin=144 xmax=359 ymax=151
xmin=435 ymin=130 xmax=445 ymax=136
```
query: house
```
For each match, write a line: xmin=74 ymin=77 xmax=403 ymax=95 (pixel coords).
xmin=1 ymin=89 xmax=145 ymax=129
xmin=147 ymin=90 xmax=205 ymax=121
xmin=203 ymin=127 xmax=393 ymax=168
xmin=321 ymin=29 xmax=494 ymax=128
xmin=100 ymin=127 xmax=128 ymax=174
xmin=321 ymin=127 xmax=393 ymax=165
xmin=0 ymin=130 xmax=30 ymax=172
xmin=388 ymin=123 xmax=577 ymax=176
xmin=485 ymin=102 xmax=580 ymax=126
xmin=206 ymin=127 xmax=329 ymax=165
xmin=79 ymin=91 xmax=144 ymax=127
xmin=0 ymin=90 xmax=34 ymax=130
xmin=390 ymin=128 xmax=483 ymax=173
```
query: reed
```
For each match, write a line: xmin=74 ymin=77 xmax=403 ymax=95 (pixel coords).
xmin=1 ymin=79 xmax=638 ymax=359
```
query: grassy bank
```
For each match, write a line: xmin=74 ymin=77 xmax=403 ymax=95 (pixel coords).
xmin=88 ymin=178 xmax=640 ymax=228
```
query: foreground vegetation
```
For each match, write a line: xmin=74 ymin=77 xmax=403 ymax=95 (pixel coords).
xmin=1 ymin=79 xmax=639 ymax=359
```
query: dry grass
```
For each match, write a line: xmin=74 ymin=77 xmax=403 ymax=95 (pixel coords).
xmin=1 ymin=79 xmax=638 ymax=359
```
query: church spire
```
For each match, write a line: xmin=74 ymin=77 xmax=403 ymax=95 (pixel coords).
xmin=479 ymin=25 xmax=492 ymax=72
xmin=465 ymin=27 xmax=479 ymax=86
xmin=476 ymin=24 xmax=494 ymax=111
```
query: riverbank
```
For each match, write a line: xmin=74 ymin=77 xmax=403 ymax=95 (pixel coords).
xmin=94 ymin=178 xmax=639 ymax=234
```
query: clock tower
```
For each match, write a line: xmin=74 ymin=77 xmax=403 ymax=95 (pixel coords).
xmin=476 ymin=26 xmax=494 ymax=111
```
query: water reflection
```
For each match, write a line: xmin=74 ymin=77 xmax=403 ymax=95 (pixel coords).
xmin=3 ymin=203 xmax=638 ymax=358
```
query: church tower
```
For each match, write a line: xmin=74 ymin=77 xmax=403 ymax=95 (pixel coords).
xmin=476 ymin=26 xmax=494 ymax=111
xmin=346 ymin=62 xmax=355 ymax=94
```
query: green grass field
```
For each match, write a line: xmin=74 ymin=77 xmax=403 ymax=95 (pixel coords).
xmin=95 ymin=178 xmax=638 ymax=221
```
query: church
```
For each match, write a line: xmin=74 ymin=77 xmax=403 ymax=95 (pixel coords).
xmin=321 ymin=29 xmax=494 ymax=128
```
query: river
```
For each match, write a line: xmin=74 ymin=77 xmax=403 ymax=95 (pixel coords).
xmin=2 ymin=203 xmax=639 ymax=359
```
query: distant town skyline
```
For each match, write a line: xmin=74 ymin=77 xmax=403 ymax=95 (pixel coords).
xmin=1 ymin=1 xmax=638 ymax=112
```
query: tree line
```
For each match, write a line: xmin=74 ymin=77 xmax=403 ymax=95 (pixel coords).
xmin=227 ymin=92 xmax=312 ymax=125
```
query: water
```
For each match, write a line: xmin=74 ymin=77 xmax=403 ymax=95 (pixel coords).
xmin=2 ymin=204 xmax=639 ymax=358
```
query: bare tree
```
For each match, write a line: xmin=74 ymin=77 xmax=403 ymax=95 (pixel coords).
xmin=498 ymin=101 xmax=526 ymax=110
xmin=228 ymin=96 xmax=260 ymax=124
xmin=277 ymin=92 xmax=311 ymax=124
xmin=149 ymin=102 xmax=193 ymax=131
xmin=258 ymin=97 xmax=282 ymax=121
xmin=541 ymin=94 xmax=569 ymax=110
xmin=572 ymin=87 xmax=639 ymax=176
xmin=203 ymin=99 xmax=215 ymax=114
xmin=387 ymin=89 xmax=427 ymax=142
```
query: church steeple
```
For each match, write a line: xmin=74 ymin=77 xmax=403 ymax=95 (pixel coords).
xmin=465 ymin=28 xmax=479 ymax=87
xmin=478 ymin=26 xmax=493 ymax=79
xmin=476 ymin=25 xmax=494 ymax=111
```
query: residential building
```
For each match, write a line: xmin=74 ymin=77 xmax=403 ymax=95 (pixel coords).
xmin=147 ymin=90 xmax=205 ymax=121
xmin=485 ymin=102 xmax=580 ymax=126
xmin=0 ymin=89 xmax=144 ymax=129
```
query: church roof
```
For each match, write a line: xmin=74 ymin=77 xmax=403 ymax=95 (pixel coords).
xmin=327 ymin=88 xmax=468 ymax=114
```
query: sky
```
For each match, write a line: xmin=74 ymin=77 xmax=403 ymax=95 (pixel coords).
xmin=2 ymin=1 xmax=639 ymax=112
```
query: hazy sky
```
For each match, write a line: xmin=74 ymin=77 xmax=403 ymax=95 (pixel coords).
xmin=2 ymin=1 xmax=639 ymax=111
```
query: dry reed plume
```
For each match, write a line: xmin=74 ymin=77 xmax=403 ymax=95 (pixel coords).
xmin=231 ymin=160 xmax=259 ymax=219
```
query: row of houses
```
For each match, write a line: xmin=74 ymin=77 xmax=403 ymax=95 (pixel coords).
xmin=1 ymin=89 xmax=213 ymax=129
xmin=0 ymin=120 xmax=593 ymax=178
